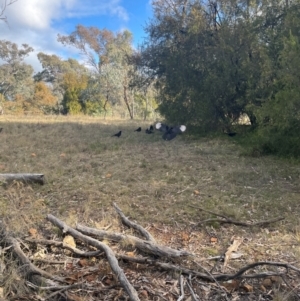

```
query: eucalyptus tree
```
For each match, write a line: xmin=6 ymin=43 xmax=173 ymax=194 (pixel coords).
xmin=0 ymin=40 xmax=34 ymax=100
xmin=35 ymin=54 xmax=88 ymax=96
xmin=58 ymin=25 xmax=136 ymax=118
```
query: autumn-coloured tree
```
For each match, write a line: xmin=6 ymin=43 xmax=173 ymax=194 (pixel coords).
xmin=61 ymin=72 xmax=88 ymax=114
xmin=58 ymin=25 xmax=135 ymax=118
xmin=35 ymin=53 xmax=89 ymax=105
xmin=31 ymin=82 xmax=57 ymax=114
xmin=3 ymin=93 xmax=25 ymax=114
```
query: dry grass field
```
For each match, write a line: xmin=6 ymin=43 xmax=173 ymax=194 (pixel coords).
xmin=0 ymin=115 xmax=300 ymax=300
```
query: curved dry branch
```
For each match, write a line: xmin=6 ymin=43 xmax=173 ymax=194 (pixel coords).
xmin=47 ymin=214 xmax=140 ymax=301
xmin=189 ymin=205 xmax=284 ymax=227
xmin=113 ymin=202 xmax=156 ymax=242
xmin=76 ymin=223 xmax=190 ymax=258
xmin=118 ymin=255 xmax=293 ymax=282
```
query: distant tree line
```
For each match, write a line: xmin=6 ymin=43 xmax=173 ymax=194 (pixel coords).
xmin=0 ymin=26 xmax=159 ymax=119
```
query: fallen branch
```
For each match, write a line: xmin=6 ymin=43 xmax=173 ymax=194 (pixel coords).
xmin=26 ymin=281 xmax=109 ymax=301
xmin=47 ymin=214 xmax=140 ymax=301
xmin=113 ymin=202 xmax=156 ymax=242
xmin=118 ymin=255 xmax=292 ymax=282
xmin=0 ymin=173 xmax=45 ymax=185
xmin=76 ymin=223 xmax=190 ymax=258
xmin=189 ymin=205 xmax=284 ymax=227
xmin=24 ymin=236 xmax=295 ymax=285
xmin=25 ymin=238 xmax=103 ymax=257
xmin=186 ymin=279 xmax=200 ymax=301
xmin=0 ymin=221 xmax=64 ymax=285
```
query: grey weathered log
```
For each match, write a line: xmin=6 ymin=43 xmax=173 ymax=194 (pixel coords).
xmin=76 ymin=223 xmax=191 ymax=258
xmin=0 ymin=173 xmax=45 ymax=185
xmin=47 ymin=214 xmax=140 ymax=301
xmin=113 ymin=202 xmax=156 ymax=242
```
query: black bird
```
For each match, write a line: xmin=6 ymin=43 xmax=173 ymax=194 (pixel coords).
xmin=156 ymin=123 xmax=186 ymax=140
xmin=226 ymin=132 xmax=237 ymax=137
xmin=145 ymin=128 xmax=154 ymax=134
xmin=135 ymin=127 xmax=142 ymax=132
xmin=112 ymin=131 xmax=122 ymax=137
xmin=149 ymin=125 xmax=154 ymax=131
xmin=155 ymin=123 xmax=169 ymax=133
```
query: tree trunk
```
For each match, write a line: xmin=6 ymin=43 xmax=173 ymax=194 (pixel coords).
xmin=123 ymin=85 xmax=133 ymax=119
xmin=144 ymin=95 xmax=148 ymax=121
xmin=103 ymin=91 xmax=109 ymax=120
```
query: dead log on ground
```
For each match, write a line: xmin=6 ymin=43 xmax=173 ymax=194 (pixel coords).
xmin=0 ymin=173 xmax=45 ymax=185
xmin=76 ymin=223 xmax=191 ymax=258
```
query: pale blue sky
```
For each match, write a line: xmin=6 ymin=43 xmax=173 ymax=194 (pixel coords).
xmin=0 ymin=0 xmax=153 ymax=71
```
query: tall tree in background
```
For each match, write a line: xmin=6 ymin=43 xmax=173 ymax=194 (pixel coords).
xmin=58 ymin=25 xmax=136 ymax=118
xmin=31 ymin=82 xmax=58 ymax=114
xmin=35 ymin=53 xmax=89 ymax=95
xmin=0 ymin=40 xmax=34 ymax=101
xmin=61 ymin=72 xmax=88 ymax=114
xmin=140 ymin=0 xmax=262 ymax=131
xmin=140 ymin=0 xmax=300 ymax=156
xmin=35 ymin=53 xmax=89 ymax=113
xmin=140 ymin=0 xmax=295 ymax=131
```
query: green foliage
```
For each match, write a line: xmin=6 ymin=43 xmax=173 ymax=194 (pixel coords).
xmin=61 ymin=72 xmax=88 ymax=114
xmin=58 ymin=26 xmax=137 ymax=119
xmin=0 ymin=40 xmax=34 ymax=100
xmin=62 ymin=90 xmax=82 ymax=115
xmin=250 ymin=27 xmax=300 ymax=158
xmin=138 ymin=0 xmax=300 ymax=157
xmin=83 ymin=100 xmax=103 ymax=115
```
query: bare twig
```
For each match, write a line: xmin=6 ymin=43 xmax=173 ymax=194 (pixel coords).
xmin=0 ymin=222 xmax=64 ymax=284
xmin=0 ymin=0 xmax=18 ymax=21
xmin=186 ymin=279 xmax=200 ymax=301
xmin=47 ymin=214 xmax=140 ymax=301
xmin=113 ymin=202 xmax=156 ymax=242
xmin=193 ymin=260 xmax=230 ymax=301
xmin=26 ymin=238 xmax=103 ymax=257
xmin=189 ymin=205 xmax=285 ymax=227
xmin=27 ymin=281 xmax=108 ymax=301
xmin=31 ymin=258 xmax=66 ymax=264
xmin=118 ymin=255 xmax=294 ymax=282
xmin=177 ymin=275 xmax=185 ymax=301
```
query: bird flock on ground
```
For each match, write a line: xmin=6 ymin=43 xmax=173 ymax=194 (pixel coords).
xmin=0 ymin=124 xmax=236 ymax=139
xmin=112 ymin=122 xmax=187 ymax=141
